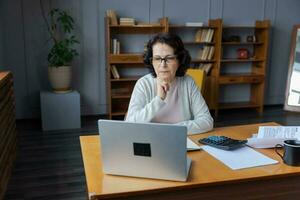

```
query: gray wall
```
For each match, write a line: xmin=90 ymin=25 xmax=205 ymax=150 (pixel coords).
xmin=1 ymin=0 xmax=300 ymax=119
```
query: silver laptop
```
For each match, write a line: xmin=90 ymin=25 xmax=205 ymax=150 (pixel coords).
xmin=98 ymin=120 xmax=192 ymax=182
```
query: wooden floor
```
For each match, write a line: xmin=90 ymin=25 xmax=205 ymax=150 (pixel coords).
xmin=4 ymin=105 xmax=300 ymax=200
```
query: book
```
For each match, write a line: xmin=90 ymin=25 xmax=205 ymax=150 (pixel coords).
xmin=201 ymin=46 xmax=210 ymax=60
xmin=116 ymin=41 xmax=120 ymax=54
xmin=111 ymin=39 xmax=120 ymax=54
xmin=112 ymin=38 xmax=118 ymax=54
xmin=207 ymin=46 xmax=215 ymax=60
xmin=200 ymin=29 xmax=208 ymax=42
xmin=106 ymin=10 xmax=118 ymax=25
xmin=207 ymin=29 xmax=214 ymax=42
xmin=197 ymin=48 xmax=204 ymax=59
xmin=247 ymin=126 xmax=300 ymax=148
xmin=202 ymin=63 xmax=213 ymax=74
xmin=195 ymin=29 xmax=203 ymax=42
xmin=110 ymin=65 xmax=120 ymax=79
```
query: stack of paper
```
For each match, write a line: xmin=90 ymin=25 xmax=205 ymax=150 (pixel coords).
xmin=247 ymin=126 xmax=300 ymax=148
xmin=187 ymin=138 xmax=201 ymax=151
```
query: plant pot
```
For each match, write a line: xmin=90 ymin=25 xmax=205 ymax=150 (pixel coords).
xmin=48 ymin=66 xmax=72 ymax=93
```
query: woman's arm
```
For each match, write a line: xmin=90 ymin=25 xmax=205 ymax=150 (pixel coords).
xmin=125 ymin=77 xmax=166 ymax=122
xmin=176 ymin=79 xmax=214 ymax=134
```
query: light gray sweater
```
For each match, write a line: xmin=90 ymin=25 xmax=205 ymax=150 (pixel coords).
xmin=125 ymin=74 xmax=214 ymax=134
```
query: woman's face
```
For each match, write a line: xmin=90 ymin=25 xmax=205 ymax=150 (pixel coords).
xmin=152 ymin=42 xmax=179 ymax=82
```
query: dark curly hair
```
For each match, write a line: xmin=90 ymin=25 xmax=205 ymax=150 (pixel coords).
xmin=143 ymin=33 xmax=191 ymax=77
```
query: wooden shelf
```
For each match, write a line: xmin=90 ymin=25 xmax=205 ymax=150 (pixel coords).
xmin=219 ymin=74 xmax=264 ymax=84
xmin=183 ymin=41 xmax=215 ymax=45
xmin=192 ymin=59 xmax=216 ymax=63
xmin=105 ymin=17 xmax=270 ymax=118
xmin=109 ymin=24 xmax=164 ymax=34
xmin=111 ymin=94 xmax=131 ymax=99
xmin=219 ymin=101 xmax=260 ymax=109
xmin=221 ymin=58 xmax=265 ymax=63
xmin=223 ymin=26 xmax=268 ymax=29
xmin=111 ymin=111 xmax=127 ymax=116
xmin=169 ymin=25 xmax=213 ymax=29
xmin=110 ymin=77 xmax=139 ymax=82
xmin=222 ymin=42 xmax=263 ymax=45
xmin=215 ymin=20 xmax=270 ymax=116
xmin=109 ymin=54 xmax=143 ymax=64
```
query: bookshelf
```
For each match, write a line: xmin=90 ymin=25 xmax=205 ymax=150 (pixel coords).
xmin=105 ymin=14 xmax=270 ymax=118
xmin=216 ymin=20 xmax=270 ymax=116
xmin=105 ymin=17 xmax=168 ymax=119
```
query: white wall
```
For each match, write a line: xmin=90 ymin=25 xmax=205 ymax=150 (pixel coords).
xmin=1 ymin=0 xmax=300 ymax=118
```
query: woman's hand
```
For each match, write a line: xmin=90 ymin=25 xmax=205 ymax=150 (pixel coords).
xmin=157 ymin=78 xmax=170 ymax=100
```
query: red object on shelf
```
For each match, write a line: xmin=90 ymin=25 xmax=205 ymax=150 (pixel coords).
xmin=237 ymin=48 xmax=249 ymax=59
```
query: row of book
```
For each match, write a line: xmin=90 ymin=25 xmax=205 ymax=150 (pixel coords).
xmin=197 ymin=46 xmax=215 ymax=60
xmin=195 ymin=28 xmax=214 ymax=43
xmin=111 ymin=39 xmax=121 ymax=54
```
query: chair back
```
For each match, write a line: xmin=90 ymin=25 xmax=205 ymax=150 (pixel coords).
xmin=186 ymin=69 xmax=206 ymax=94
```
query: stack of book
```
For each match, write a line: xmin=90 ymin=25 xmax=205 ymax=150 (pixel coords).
xmin=197 ymin=46 xmax=215 ymax=60
xmin=106 ymin=10 xmax=118 ymax=25
xmin=195 ymin=28 xmax=214 ymax=42
xmin=119 ymin=18 xmax=135 ymax=26
xmin=111 ymin=38 xmax=120 ymax=54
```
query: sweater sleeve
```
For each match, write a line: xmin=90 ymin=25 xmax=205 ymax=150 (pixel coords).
xmin=176 ymin=78 xmax=214 ymax=134
xmin=125 ymin=77 xmax=166 ymax=122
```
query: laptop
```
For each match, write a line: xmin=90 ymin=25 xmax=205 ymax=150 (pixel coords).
xmin=98 ymin=120 xmax=192 ymax=182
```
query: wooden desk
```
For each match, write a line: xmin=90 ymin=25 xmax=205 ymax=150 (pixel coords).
xmin=80 ymin=122 xmax=300 ymax=200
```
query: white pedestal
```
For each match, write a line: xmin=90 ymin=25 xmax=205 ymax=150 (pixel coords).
xmin=40 ymin=91 xmax=81 ymax=131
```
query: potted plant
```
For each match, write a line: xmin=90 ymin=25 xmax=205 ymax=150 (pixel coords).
xmin=41 ymin=2 xmax=79 ymax=93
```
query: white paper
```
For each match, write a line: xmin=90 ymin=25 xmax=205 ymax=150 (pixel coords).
xmin=257 ymin=126 xmax=300 ymax=139
xmin=202 ymin=145 xmax=278 ymax=170
xmin=247 ymin=138 xmax=286 ymax=148
xmin=187 ymin=138 xmax=201 ymax=151
xmin=247 ymin=126 xmax=300 ymax=148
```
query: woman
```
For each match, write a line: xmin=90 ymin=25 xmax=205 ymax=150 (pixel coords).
xmin=125 ymin=33 xmax=213 ymax=134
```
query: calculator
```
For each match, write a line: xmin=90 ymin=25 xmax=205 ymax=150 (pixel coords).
xmin=198 ymin=135 xmax=247 ymax=150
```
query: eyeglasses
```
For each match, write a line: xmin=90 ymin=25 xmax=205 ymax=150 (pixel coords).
xmin=151 ymin=55 xmax=177 ymax=65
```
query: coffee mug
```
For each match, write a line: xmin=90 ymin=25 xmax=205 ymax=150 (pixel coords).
xmin=275 ymin=140 xmax=300 ymax=166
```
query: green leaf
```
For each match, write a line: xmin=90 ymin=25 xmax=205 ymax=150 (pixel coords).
xmin=46 ymin=8 xmax=79 ymax=66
